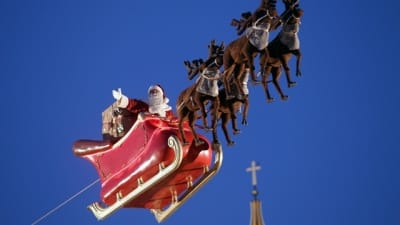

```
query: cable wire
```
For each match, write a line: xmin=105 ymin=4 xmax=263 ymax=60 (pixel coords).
xmin=31 ymin=178 xmax=100 ymax=225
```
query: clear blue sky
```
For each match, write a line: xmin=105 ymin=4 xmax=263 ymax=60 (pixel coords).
xmin=1 ymin=1 xmax=399 ymax=225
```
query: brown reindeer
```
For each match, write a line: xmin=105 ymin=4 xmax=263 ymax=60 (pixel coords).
xmin=223 ymin=3 xmax=279 ymax=99
xmin=230 ymin=0 xmax=279 ymax=36
xmin=181 ymin=44 xmax=250 ymax=147
xmin=259 ymin=7 xmax=304 ymax=102
xmin=211 ymin=76 xmax=250 ymax=146
xmin=176 ymin=40 xmax=224 ymax=145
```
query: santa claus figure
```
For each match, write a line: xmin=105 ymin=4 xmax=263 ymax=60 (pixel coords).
xmin=103 ymin=84 xmax=173 ymax=142
xmin=147 ymin=84 xmax=173 ymax=117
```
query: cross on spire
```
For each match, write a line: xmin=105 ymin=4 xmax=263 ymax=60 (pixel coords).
xmin=246 ymin=160 xmax=261 ymax=187
xmin=246 ymin=161 xmax=261 ymax=198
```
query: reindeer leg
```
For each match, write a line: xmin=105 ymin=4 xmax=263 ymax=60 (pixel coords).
xmin=228 ymin=103 xmax=241 ymax=135
xmin=259 ymin=49 xmax=269 ymax=78
xmin=241 ymin=96 xmax=249 ymax=125
xmin=188 ymin=111 xmax=203 ymax=146
xmin=243 ymin=49 xmax=259 ymax=85
xmin=234 ymin=63 xmax=248 ymax=99
xmin=280 ymin=55 xmax=297 ymax=88
xmin=178 ymin=116 xmax=189 ymax=145
xmin=293 ymin=49 xmax=302 ymax=77
xmin=194 ymin=94 xmax=210 ymax=131
xmin=210 ymin=97 xmax=221 ymax=145
xmin=272 ymin=66 xmax=288 ymax=101
xmin=223 ymin=65 xmax=236 ymax=99
xmin=261 ymin=65 xmax=275 ymax=103
xmin=231 ymin=113 xmax=241 ymax=135
xmin=221 ymin=112 xmax=235 ymax=146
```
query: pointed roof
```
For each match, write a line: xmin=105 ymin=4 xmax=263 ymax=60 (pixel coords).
xmin=246 ymin=161 xmax=266 ymax=225
xmin=249 ymin=200 xmax=266 ymax=225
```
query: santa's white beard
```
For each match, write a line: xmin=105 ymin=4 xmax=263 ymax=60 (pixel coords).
xmin=148 ymin=94 xmax=169 ymax=117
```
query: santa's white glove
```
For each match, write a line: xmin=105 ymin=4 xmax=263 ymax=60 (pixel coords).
xmin=112 ymin=88 xmax=129 ymax=108
xmin=112 ymin=88 xmax=123 ymax=101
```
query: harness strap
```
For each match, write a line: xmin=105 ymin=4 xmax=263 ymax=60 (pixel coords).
xmin=200 ymin=68 xmax=221 ymax=81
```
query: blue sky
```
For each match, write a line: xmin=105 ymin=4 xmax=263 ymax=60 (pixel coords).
xmin=1 ymin=1 xmax=400 ymax=225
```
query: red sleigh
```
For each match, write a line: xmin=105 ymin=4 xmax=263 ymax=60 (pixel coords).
xmin=72 ymin=112 xmax=223 ymax=222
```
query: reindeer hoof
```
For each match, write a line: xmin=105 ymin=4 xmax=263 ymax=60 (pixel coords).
xmin=212 ymin=142 xmax=221 ymax=150
xmin=267 ymin=98 xmax=275 ymax=103
xmin=281 ymin=95 xmax=289 ymax=101
xmin=233 ymin=129 xmax=241 ymax=135
xmin=288 ymin=82 xmax=297 ymax=88
xmin=227 ymin=141 xmax=235 ymax=147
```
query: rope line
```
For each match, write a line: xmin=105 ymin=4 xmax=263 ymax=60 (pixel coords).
xmin=31 ymin=178 xmax=100 ymax=225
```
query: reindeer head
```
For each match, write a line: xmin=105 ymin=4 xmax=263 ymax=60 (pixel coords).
xmin=253 ymin=0 xmax=279 ymax=28
xmin=283 ymin=0 xmax=300 ymax=10
xmin=260 ymin=0 xmax=278 ymax=17
xmin=293 ymin=7 xmax=304 ymax=18
xmin=207 ymin=40 xmax=225 ymax=68
xmin=287 ymin=7 xmax=304 ymax=24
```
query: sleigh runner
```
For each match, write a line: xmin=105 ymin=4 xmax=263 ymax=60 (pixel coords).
xmin=72 ymin=112 xmax=223 ymax=222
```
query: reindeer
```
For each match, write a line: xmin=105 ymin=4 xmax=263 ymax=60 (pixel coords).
xmin=212 ymin=74 xmax=250 ymax=146
xmin=176 ymin=40 xmax=224 ymax=145
xmin=223 ymin=2 xmax=279 ymax=100
xmin=230 ymin=0 xmax=279 ymax=36
xmin=259 ymin=7 xmax=304 ymax=102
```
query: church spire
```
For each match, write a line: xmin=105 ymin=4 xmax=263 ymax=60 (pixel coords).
xmin=246 ymin=161 xmax=266 ymax=225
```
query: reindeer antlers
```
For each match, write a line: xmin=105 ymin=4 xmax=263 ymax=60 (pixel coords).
xmin=184 ymin=59 xmax=204 ymax=80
